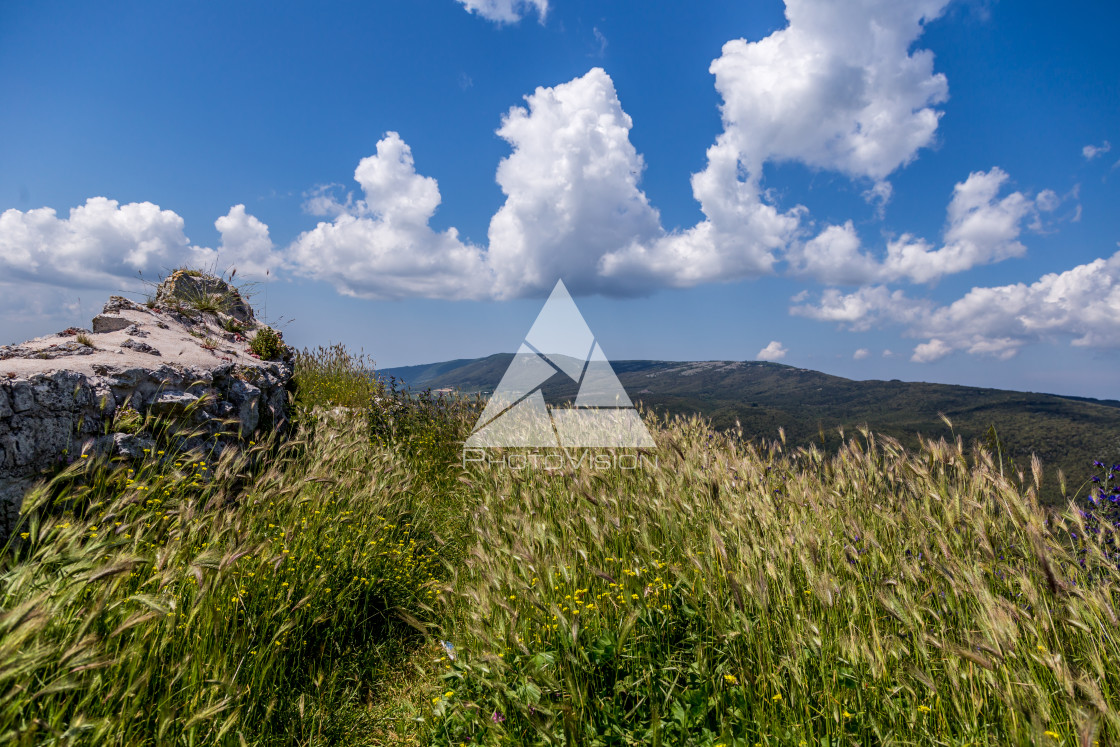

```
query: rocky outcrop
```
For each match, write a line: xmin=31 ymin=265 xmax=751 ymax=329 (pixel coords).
xmin=0 ymin=272 xmax=294 ymax=541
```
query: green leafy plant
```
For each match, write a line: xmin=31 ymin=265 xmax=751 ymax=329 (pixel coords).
xmin=249 ymin=326 xmax=284 ymax=360
xmin=110 ymin=405 xmax=144 ymax=435
xmin=221 ymin=317 xmax=249 ymax=335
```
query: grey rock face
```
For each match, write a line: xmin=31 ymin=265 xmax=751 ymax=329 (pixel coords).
xmin=106 ymin=432 xmax=156 ymax=460
xmin=0 ymin=341 xmax=96 ymax=360
xmin=155 ymin=271 xmax=255 ymax=324
xmin=122 ymin=324 xmax=150 ymax=338
xmin=92 ymin=315 xmax=132 ymax=333
xmin=102 ymin=296 xmax=146 ymax=314
xmin=0 ymin=359 xmax=292 ymax=541
xmin=121 ymin=338 xmax=161 ymax=356
xmin=150 ymin=390 xmax=201 ymax=416
xmin=0 ymin=273 xmax=294 ymax=542
xmin=11 ymin=383 xmax=34 ymax=413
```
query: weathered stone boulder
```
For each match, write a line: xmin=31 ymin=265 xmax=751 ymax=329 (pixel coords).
xmin=92 ymin=315 xmax=131 ymax=333
xmin=0 ymin=272 xmax=295 ymax=541
xmin=154 ymin=270 xmax=256 ymax=324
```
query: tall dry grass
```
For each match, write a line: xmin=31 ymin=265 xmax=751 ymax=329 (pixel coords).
xmin=428 ymin=415 xmax=1120 ymax=745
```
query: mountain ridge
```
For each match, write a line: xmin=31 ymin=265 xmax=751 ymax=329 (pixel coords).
xmin=379 ymin=354 xmax=1120 ymax=503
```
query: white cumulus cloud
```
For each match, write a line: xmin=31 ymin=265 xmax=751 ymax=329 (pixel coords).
xmin=853 ymin=347 xmax=870 ymax=360
xmin=709 ymin=0 xmax=950 ymax=185
xmin=288 ymin=132 xmax=491 ymax=301
xmin=882 ymin=167 xmax=1044 ymax=283
xmin=487 ymin=68 xmax=664 ymax=298
xmin=792 ymin=167 xmax=1056 ymax=286
xmin=598 ymin=138 xmax=802 ymax=291
xmin=757 ymin=340 xmax=788 ymax=361
xmin=791 ymin=251 xmax=1120 ymax=361
xmin=911 ymin=338 xmax=952 ymax=363
xmin=0 ymin=198 xmax=280 ymax=338
xmin=191 ymin=205 xmax=279 ymax=280
xmin=787 ymin=221 xmax=881 ymax=285
xmin=0 ymin=197 xmax=203 ymax=289
xmin=288 ymin=70 xmax=673 ymax=300
xmin=456 ymin=0 xmax=547 ymax=24
xmin=286 ymin=69 xmax=802 ymax=299
xmin=0 ymin=198 xmax=279 ymax=289
xmin=790 ymin=284 xmax=927 ymax=331
xmin=288 ymin=0 xmax=966 ymax=300
xmin=608 ymin=0 xmax=953 ymax=291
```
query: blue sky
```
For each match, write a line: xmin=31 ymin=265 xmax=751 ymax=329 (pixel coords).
xmin=1 ymin=0 xmax=1117 ymax=398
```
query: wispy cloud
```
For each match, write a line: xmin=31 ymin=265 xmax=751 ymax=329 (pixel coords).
xmin=1082 ymin=141 xmax=1111 ymax=160
xmin=455 ymin=0 xmax=548 ymax=24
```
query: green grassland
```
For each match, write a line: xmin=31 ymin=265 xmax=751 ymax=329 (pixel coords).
xmin=1 ymin=348 xmax=1118 ymax=745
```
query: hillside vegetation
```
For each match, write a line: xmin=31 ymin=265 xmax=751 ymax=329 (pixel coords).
xmin=0 ymin=348 xmax=1117 ymax=745
xmin=381 ymin=354 xmax=1120 ymax=504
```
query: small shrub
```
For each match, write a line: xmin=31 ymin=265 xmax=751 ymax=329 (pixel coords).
xmin=1071 ymin=460 xmax=1120 ymax=573
xmin=249 ymin=326 xmax=284 ymax=360
xmin=220 ymin=317 xmax=248 ymax=335
xmin=111 ymin=405 xmax=144 ymax=435
xmin=74 ymin=332 xmax=96 ymax=349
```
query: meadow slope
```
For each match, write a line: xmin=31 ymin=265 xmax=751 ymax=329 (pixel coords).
xmin=0 ymin=348 xmax=1117 ymax=745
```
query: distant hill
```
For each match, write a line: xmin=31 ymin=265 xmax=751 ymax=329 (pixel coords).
xmin=378 ymin=354 xmax=1120 ymax=503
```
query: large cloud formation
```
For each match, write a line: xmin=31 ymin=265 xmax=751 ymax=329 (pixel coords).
xmin=707 ymin=0 xmax=950 ymax=187
xmin=792 ymin=252 xmax=1120 ymax=361
xmin=0 ymin=198 xmax=277 ymax=332
xmin=288 ymin=69 xmax=670 ymax=300
xmin=0 ymin=197 xmax=198 ymax=289
xmin=288 ymin=133 xmax=491 ymax=300
xmin=599 ymin=0 xmax=955 ymax=288
xmin=789 ymin=168 xmax=1058 ymax=285
xmin=288 ymin=0 xmax=956 ymax=298
xmin=486 ymin=68 xmax=664 ymax=297
xmin=0 ymin=198 xmax=277 ymax=289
